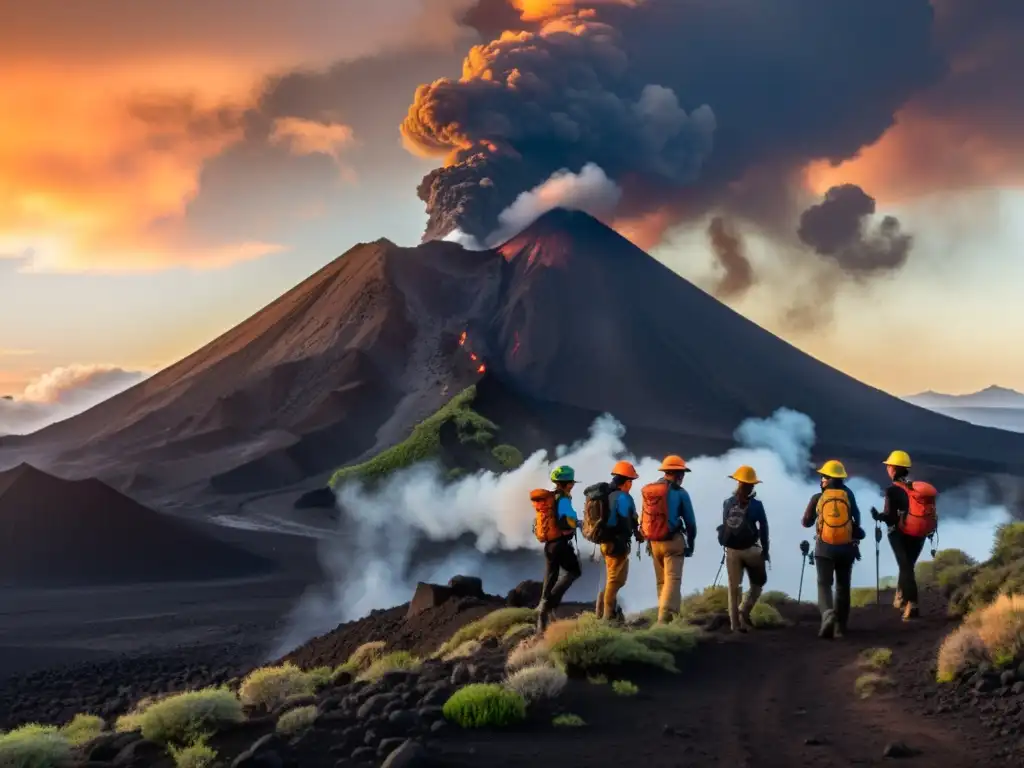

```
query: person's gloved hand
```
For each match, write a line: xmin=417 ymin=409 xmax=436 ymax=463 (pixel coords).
xmin=684 ymin=545 xmax=694 ymax=558
xmin=763 ymin=551 xmax=771 ymax=564
xmin=870 ymin=508 xmax=881 ymax=521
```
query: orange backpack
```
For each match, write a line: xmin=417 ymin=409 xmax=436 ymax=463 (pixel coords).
xmin=531 ymin=489 xmax=562 ymax=543
xmin=816 ymin=487 xmax=854 ymax=546
xmin=640 ymin=482 xmax=672 ymax=542
xmin=896 ymin=480 xmax=938 ymax=538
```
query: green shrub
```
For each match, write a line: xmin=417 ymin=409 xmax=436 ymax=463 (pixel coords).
xmin=0 ymin=724 xmax=70 ymax=768
xmin=502 ymin=623 xmax=535 ymax=645
xmin=992 ymin=522 xmax=1024 ymax=564
xmin=492 ymin=445 xmax=524 ymax=470
xmin=436 ymin=608 xmax=537 ymax=657
xmin=337 ymin=641 xmax=386 ymax=675
xmin=850 ymin=588 xmax=877 ymax=608
xmin=859 ymin=648 xmax=893 ymax=670
xmin=506 ymin=637 xmax=552 ymax=673
xmin=442 ymin=684 xmax=527 ymax=728
xmin=917 ymin=549 xmax=976 ymax=587
xmin=169 ymin=738 xmax=217 ymax=768
xmin=759 ymin=591 xmax=790 ymax=607
xmin=634 ymin=622 xmax=700 ymax=654
xmin=587 ymin=674 xmax=608 ymax=685
xmin=239 ymin=664 xmax=314 ymax=711
xmin=547 ymin=621 xmax=676 ymax=673
xmin=276 ymin=705 xmax=318 ymax=735
xmin=357 ymin=651 xmax=421 ymax=682
xmin=680 ymin=586 xmax=728 ymax=619
xmin=552 ymin=714 xmax=586 ymax=727
xmin=447 ymin=467 xmax=467 ymax=481
xmin=611 ymin=680 xmax=638 ymax=696
xmin=119 ymin=688 xmax=244 ymax=746
xmin=749 ymin=603 xmax=786 ymax=628
xmin=442 ymin=640 xmax=482 ymax=662
xmin=330 ymin=387 xmax=497 ymax=486
xmin=878 ymin=576 xmax=898 ymax=589
xmin=854 ymin=673 xmax=893 ymax=699
xmin=306 ymin=666 xmax=334 ymax=690
xmin=60 ymin=714 xmax=104 ymax=746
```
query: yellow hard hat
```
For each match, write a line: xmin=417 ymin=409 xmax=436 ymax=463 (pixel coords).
xmin=817 ymin=459 xmax=848 ymax=479
xmin=883 ymin=450 xmax=912 ymax=469
xmin=729 ymin=465 xmax=761 ymax=485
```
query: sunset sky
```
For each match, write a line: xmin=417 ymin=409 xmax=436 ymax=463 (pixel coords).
xmin=2 ymin=0 xmax=1023 ymax=409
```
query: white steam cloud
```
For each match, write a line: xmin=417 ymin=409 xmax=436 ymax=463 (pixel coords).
xmin=0 ymin=364 xmax=148 ymax=435
xmin=443 ymin=163 xmax=622 ymax=250
xmin=273 ymin=408 xmax=1011 ymax=656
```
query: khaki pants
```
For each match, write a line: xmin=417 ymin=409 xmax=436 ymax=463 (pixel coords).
xmin=595 ymin=544 xmax=630 ymax=620
xmin=650 ymin=534 xmax=686 ymax=623
xmin=726 ymin=546 xmax=767 ymax=630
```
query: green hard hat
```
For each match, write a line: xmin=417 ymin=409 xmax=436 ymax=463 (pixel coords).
xmin=550 ymin=465 xmax=576 ymax=483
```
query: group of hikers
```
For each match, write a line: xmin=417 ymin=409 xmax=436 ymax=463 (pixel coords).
xmin=530 ymin=450 xmax=939 ymax=638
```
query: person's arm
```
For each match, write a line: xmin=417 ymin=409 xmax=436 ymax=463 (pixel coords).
xmin=680 ymin=489 xmax=697 ymax=551
xmin=802 ymin=494 xmax=819 ymax=528
xmin=626 ymin=495 xmax=640 ymax=539
xmin=848 ymin=489 xmax=866 ymax=542
xmin=755 ymin=501 xmax=769 ymax=555
xmin=557 ymin=497 xmax=577 ymax=530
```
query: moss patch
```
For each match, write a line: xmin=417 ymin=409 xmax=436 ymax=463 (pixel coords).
xmin=443 ymin=684 xmax=526 ymax=728
xmin=330 ymin=386 xmax=498 ymax=487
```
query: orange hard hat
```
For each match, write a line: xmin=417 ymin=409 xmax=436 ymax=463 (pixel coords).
xmin=611 ymin=460 xmax=639 ymax=479
xmin=659 ymin=455 xmax=690 ymax=473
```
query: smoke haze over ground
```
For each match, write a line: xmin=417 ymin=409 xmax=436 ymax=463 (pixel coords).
xmin=274 ymin=407 xmax=1011 ymax=655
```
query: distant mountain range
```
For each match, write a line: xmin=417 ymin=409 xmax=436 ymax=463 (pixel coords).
xmin=904 ymin=386 xmax=1024 ymax=433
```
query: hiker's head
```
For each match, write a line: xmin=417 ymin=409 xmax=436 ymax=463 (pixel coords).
xmin=883 ymin=450 xmax=911 ymax=482
xmin=816 ymin=459 xmax=847 ymax=487
xmin=550 ymin=465 xmax=576 ymax=494
xmin=611 ymin=461 xmax=638 ymax=492
xmin=729 ymin=466 xmax=760 ymax=498
xmin=658 ymin=455 xmax=689 ymax=483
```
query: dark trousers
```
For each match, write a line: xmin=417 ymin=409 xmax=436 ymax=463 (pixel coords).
xmin=540 ymin=537 xmax=581 ymax=611
xmin=816 ymin=554 xmax=854 ymax=628
xmin=888 ymin=530 xmax=926 ymax=603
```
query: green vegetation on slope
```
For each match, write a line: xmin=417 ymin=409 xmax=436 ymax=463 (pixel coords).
xmin=924 ymin=524 xmax=1024 ymax=616
xmin=329 ymin=386 xmax=524 ymax=487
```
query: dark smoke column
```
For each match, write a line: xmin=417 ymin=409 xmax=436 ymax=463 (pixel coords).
xmin=401 ymin=9 xmax=715 ymax=242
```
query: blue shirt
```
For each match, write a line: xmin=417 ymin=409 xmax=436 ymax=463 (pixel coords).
xmin=802 ymin=480 xmax=864 ymax=559
xmin=607 ymin=489 xmax=636 ymax=528
xmin=721 ymin=495 xmax=770 ymax=551
xmin=556 ymin=495 xmax=578 ymax=532
xmin=667 ymin=482 xmax=697 ymax=541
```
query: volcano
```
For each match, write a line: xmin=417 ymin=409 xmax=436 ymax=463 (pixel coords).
xmin=2 ymin=208 xmax=1023 ymax=504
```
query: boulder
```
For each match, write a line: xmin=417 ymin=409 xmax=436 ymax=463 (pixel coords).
xmin=378 ymin=738 xmax=407 ymax=759
xmin=357 ymin=693 xmax=398 ymax=719
xmin=407 ymin=583 xmax=454 ymax=619
xmin=381 ymin=740 xmax=431 ymax=768
xmin=113 ymin=739 xmax=166 ymax=767
xmin=351 ymin=746 xmax=376 ymax=762
xmin=448 ymin=575 xmax=485 ymax=599
xmin=505 ymin=580 xmax=543 ymax=608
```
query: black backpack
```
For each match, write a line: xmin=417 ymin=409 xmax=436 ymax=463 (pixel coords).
xmin=717 ymin=497 xmax=759 ymax=549
xmin=582 ymin=483 xmax=613 ymax=543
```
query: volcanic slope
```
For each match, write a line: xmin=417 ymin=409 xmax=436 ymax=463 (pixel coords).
xmin=0 ymin=464 xmax=273 ymax=587
xmin=471 ymin=209 xmax=1024 ymax=479
xmin=0 ymin=239 xmax=501 ymax=496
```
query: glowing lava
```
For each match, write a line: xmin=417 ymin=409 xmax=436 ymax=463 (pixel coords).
xmin=477 ymin=364 xmax=486 ymax=375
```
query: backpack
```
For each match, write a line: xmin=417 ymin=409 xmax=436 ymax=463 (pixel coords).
xmin=816 ymin=487 xmax=854 ymax=546
xmin=581 ymin=482 xmax=613 ymax=543
xmin=896 ymin=480 xmax=938 ymax=538
xmin=640 ymin=481 xmax=672 ymax=542
xmin=531 ymin=489 xmax=562 ymax=543
xmin=718 ymin=497 xmax=759 ymax=550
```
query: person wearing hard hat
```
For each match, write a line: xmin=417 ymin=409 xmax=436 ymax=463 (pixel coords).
xmin=533 ymin=465 xmax=582 ymax=632
xmin=871 ymin=450 xmax=933 ymax=621
xmin=718 ymin=465 xmax=770 ymax=633
xmin=801 ymin=459 xmax=865 ymax=639
xmin=595 ymin=461 xmax=642 ymax=622
xmin=640 ymin=455 xmax=697 ymax=623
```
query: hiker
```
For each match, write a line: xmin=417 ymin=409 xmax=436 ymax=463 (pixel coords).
xmin=640 ymin=455 xmax=697 ymax=623
xmin=871 ymin=450 xmax=938 ymax=621
xmin=801 ymin=460 xmax=865 ymax=639
xmin=718 ymin=465 xmax=770 ymax=633
xmin=531 ymin=465 xmax=582 ymax=632
xmin=592 ymin=461 xmax=642 ymax=623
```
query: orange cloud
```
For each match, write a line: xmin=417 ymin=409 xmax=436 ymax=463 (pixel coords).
xmin=270 ymin=118 xmax=358 ymax=179
xmin=511 ymin=0 xmax=637 ymax=22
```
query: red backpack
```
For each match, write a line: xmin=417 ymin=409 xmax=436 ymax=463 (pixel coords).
xmin=640 ymin=481 xmax=671 ymax=542
xmin=896 ymin=480 xmax=938 ymax=538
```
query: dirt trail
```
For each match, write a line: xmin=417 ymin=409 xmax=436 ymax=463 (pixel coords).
xmin=438 ymin=593 xmax=1010 ymax=767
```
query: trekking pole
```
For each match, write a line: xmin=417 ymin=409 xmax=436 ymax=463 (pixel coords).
xmin=797 ymin=540 xmax=810 ymax=602
xmin=873 ymin=514 xmax=883 ymax=606
xmin=712 ymin=549 xmax=725 ymax=587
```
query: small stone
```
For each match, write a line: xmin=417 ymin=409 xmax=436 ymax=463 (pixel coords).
xmin=421 ymin=683 xmax=452 ymax=706
xmin=1012 ymin=682 xmax=1024 ymax=696
xmin=364 ymin=729 xmax=380 ymax=747
xmin=113 ymin=739 xmax=165 ymax=767
xmin=378 ymin=738 xmax=406 ymax=759
xmin=883 ymin=741 xmax=921 ymax=758
xmin=388 ymin=709 xmax=419 ymax=731
xmin=1002 ymin=672 xmax=1017 ymax=688
xmin=381 ymin=740 xmax=430 ymax=768
xmin=450 ymin=663 xmax=473 ymax=686
xmin=357 ymin=693 xmax=396 ymax=719
xmin=430 ymin=720 xmax=447 ymax=734
xmin=976 ymin=677 xmax=999 ymax=694
xmin=350 ymin=747 xmax=376 ymax=762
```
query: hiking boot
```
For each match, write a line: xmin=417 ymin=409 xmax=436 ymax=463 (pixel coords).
xmin=731 ymin=624 xmax=748 ymax=634
xmin=818 ymin=609 xmax=836 ymax=639
xmin=739 ymin=611 xmax=754 ymax=631
xmin=834 ymin=624 xmax=846 ymax=640
xmin=893 ymin=589 xmax=904 ymax=610
xmin=902 ymin=602 xmax=919 ymax=622
xmin=536 ymin=601 xmax=550 ymax=633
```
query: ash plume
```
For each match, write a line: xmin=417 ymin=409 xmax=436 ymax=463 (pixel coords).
xmin=706 ymin=216 xmax=754 ymax=300
xmin=798 ymin=185 xmax=913 ymax=277
xmin=404 ymin=0 xmax=942 ymax=243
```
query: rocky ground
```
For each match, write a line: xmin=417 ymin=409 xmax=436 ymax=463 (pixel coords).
xmin=2 ymin=578 xmax=1021 ymax=768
